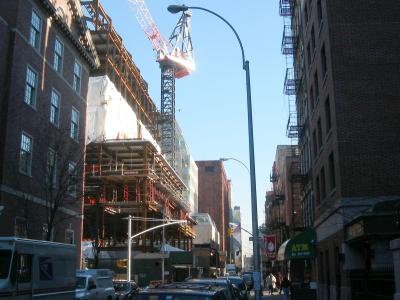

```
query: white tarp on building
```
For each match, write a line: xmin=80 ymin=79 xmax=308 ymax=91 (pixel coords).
xmin=86 ymin=75 xmax=160 ymax=153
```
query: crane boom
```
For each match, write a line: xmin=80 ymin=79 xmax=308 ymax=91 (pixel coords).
xmin=129 ymin=0 xmax=195 ymax=77
xmin=129 ymin=0 xmax=195 ymax=169
xmin=129 ymin=0 xmax=169 ymax=54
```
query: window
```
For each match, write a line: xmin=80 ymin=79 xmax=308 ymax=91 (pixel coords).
xmin=67 ymin=162 xmax=77 ymax=197
xmin=321 ymin=44 xmax=327 ymax=77
xmin=309 ymin=86 xmax=315 ymax=111
xmin=314 ymin=71 xmax=319 ymax=103
xmin=317 ymin=118 xmax=323 ymax=148
xmin=329 ymin=152 xmax=336 ymax=190
xmin=47 ymin=148 xmax=57 ymax=186
xmin=325 ymin=250 xmax=331 ymax=296
xmin=14 ymin=253 xmax=32 ymax=283
xmin=50 ymin=89 xmax=60 ymax=126
xmin=319 ymin=252 xmax=325 ymax=283
xmin=325 ymin=97 xmax=331 ymax=133
xmin=0 ymin=250 xmax=12 ymax=279
xmin=315 ymin=175 xmax=321 ymax=203
xmin=320 ymin=167 xmax=326 ymax=199
xmin=42 ymin=223 xmax=54 ymax=241
xmin=70 ymin=108 xmax=79 ymax=141
xmin=19 ymin=133 xmax=33 ymax=175
xmin=317 ymin=0 xmax=323 ymax=24
xmin=65 ymin=229 xmax=74 ymax=244
xmin=304 ymin=3 xmax=309 ymax=23
xmin=73 ymin=61 xmax=81 ymax=93
xmin=311 ymin=26 xmax=316 ymax=53
xmin=24 ymin=67 xmax=38 ymax=107
xmin=39 ymin=257 xmax=53 ymax=280
xmin=205 ymin=166 xmax=215 ymax=173
xmin=14 ymin=217 xmax=27 ymax=238
xmin=53 ymin=38 xmax=63 ymax=72
xmin=312 ymin=130 xmax=318 ymax=158
xmin=29 ymin=10 xmax=41 ymax=49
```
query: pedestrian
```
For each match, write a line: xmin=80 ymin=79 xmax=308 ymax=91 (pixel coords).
xmin=276 ymin=271 xmax=283 ymax=294
xmin=265 ymin=272 xmax=276 ymax=295
xmin=281 ymin=275 xmax=291 ymax=300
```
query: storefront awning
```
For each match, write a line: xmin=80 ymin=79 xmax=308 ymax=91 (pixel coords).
xmin=277 ymin=228 xmax=316 ymax=261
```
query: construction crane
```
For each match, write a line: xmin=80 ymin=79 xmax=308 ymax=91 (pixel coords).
xmin=129 ymin=0 xmax=195 ymax=169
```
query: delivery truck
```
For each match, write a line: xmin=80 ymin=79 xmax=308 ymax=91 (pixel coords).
xmin=0 ymin=237 xmax=76 ymax=299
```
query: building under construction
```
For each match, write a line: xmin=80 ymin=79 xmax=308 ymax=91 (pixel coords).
xmin=80 ymin=0 xmax=195 ymax=276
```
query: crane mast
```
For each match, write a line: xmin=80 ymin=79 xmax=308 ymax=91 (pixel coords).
xmin=129 ymin=0 xmax=195 ymax=169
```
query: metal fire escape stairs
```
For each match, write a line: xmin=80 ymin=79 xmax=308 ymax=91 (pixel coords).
xmin=129 ymin=0 xmax=195 ymax=170
xmin=280 ymin=0 xmax=300 ymax=145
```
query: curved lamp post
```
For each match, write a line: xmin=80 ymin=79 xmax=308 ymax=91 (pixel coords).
xmin=168 ymin=5 xmax=261 ymax=300
xmin=220 ymin=157 xmax=250 ymax=174
xmin=125 ymin=216 xmax=187 ymax=282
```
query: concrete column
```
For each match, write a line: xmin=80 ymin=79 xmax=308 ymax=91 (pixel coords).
xmin=391 ymin=239 xmax=400 ymax=300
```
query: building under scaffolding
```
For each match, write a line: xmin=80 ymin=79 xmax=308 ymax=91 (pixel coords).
xmin=84 ymin=139 xmax=195 ymax=249
xmin=80 ymin=0 xmax=195 ymax=276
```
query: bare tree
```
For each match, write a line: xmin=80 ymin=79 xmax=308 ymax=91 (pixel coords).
xmin=3 ymin=106 xmax=86 ymax=241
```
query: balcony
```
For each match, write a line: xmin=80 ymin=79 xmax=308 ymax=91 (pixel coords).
xmin=279 ymin=0 xmax=294 ymax=17
xmin=286 ymin=112 xmax=302 ymax=139
xmin=284 ymin=68 xmax=300 ymax=95
xmin=281 ymin=25 xmax=297 ymax=55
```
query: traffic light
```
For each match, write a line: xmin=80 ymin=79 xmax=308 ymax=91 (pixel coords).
xmin=227 ymin=227 xmax=234 ymax=236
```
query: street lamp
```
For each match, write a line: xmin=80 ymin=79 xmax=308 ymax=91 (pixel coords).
xmin=125 ymin=216 xmax=187 ymax=282
xmin=168 ymin=5 xmax=261 ymax=300
xmin=220 ymin=157 xmax=250 ymax=174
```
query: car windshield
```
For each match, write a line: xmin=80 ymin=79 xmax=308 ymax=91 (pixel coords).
xmin=0 ymin=250 xmax=12 ymax=279
xmin=76 ymin=276 xmax=87 ymax=289
xmin=114 ymin=282 xmax=130 ymax=291
xmin=136 ymin=295 xmax=211 ymax=300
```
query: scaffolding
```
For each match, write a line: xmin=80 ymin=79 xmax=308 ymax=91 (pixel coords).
xmin=80 ymin=1 xmax=195 ymax=258
xmin=81 ymin=0 xmax=158 ymax=138
xmin=84 ymin=139 xmax=195 ymax=252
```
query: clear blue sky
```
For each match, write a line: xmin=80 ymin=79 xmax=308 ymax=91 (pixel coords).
xmin=99 ymin=0 xmax=291 ymax=254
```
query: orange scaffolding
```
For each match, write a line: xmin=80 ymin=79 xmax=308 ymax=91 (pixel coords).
xmin=83 ymin=139 xmax=195 ymax=253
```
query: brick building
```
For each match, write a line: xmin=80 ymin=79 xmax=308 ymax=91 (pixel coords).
xmin=266 ymin=146 xmax=304 ymax=273
xmin=279 ymin=0 xmax=400 ymax=299
xmin=196 ymin=160 xmax=232 ymax=263
xmin=0 ymin=0 xmax=98 ymax=263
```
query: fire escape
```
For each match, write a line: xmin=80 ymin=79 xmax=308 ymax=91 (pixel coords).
xmin=280 ymin=0 xmax=313 ymax=230
xmin=280 ymin=0 xmax=301 ymax=143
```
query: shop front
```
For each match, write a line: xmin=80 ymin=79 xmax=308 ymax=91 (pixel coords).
xmin=277 ymin=228 xmax=317 ymax=300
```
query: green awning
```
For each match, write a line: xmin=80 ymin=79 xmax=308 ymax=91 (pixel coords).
xmin=277 ymin=228 xmax=316 ymax=261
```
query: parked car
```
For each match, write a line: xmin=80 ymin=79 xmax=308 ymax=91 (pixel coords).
xmin=222 ymin=276 xmax=249 ymax=300
xmin=241 ymin=272 xmax=254 ymax=290
xmin=135 ymin=286 xmax=229 ymax=300
xmin=184 ymin=278 xmax=237 ymax=300
xmin=113 ymin=280 xmax=139 ymax=300
xmin=75 ymin=269 xmax=115 ymax=300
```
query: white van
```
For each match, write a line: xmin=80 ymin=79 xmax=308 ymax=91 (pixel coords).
xmin=75 ymin=269 xmax=115 ymax=300
xmin=0 ymin=237 xmax=76 ymax=299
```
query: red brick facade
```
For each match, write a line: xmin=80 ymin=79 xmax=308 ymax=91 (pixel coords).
xmin=196 ymin=160 xmax=231 ymax=258
xmin=0 ymin=0 xmax=96 ymax=265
